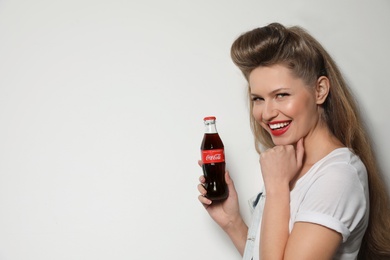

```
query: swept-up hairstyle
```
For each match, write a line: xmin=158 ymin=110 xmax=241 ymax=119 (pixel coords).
xmin=231 ymin=22 xmax=390 ymax=259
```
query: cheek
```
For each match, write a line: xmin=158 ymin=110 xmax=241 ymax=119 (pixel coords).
xmin=285 ymin=98 xmax=311 ymax=116
xmin=252 ymin=105 xmax=262 ymax=120
xmin=252 ymin=105 xmax=269 ymax=129
xmin=283 ymin=101 xmax=295 ymax=113
xmin=289 ymin=99 xmax=318 ymax=127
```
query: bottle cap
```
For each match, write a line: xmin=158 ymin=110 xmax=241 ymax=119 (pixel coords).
xmin=204 ymin=116 xmax=216 ymax=121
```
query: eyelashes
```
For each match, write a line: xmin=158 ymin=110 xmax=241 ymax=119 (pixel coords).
xmin=251 ymin=96 xmax=264 ymax=102
xmin=251 ymin=93 xmax=290 ymax=102
xmin=276 ymin=93 xmax=290 ymax=98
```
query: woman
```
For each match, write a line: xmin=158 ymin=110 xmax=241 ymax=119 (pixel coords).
xmin=198 ymin=23 xmax=390 ymax=259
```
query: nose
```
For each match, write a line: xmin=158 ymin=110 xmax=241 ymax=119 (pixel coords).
xmin=262 ymin=100 xmax=278 ymax=122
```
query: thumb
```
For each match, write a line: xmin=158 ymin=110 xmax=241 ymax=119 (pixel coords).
xmin=225 ymin=171 xmax=236 ymax=191
xmin=295 ymin=138 xmax=305 ymax=168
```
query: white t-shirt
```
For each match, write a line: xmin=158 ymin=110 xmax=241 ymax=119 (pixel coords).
xmin=250 ymin=148 xmax=369 ymax=260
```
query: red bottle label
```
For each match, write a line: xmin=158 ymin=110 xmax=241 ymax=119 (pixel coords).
xmin=202 ymin=149 xmax=225 ymax=164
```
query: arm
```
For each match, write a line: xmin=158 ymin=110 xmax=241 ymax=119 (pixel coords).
xmin=223 ymin=212 xmax=248 ymax=255
xmin=260 ymin=183 xmax=290 ymax=259
xmin=284 ymin=222 xmax=342 ymax=259
xmin=261 ymin=187 xmax=341 ymax=259
xmin=259 ymin=139 xmax=343 ymax=259
xmin=259 ymin=140 xmax=304 ymax=258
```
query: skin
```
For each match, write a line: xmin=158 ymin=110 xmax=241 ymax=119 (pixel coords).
xmin=198 ymin=166 xmax=248 ymax=255
xmin=198 ymin=64 xmax=344 ymax=259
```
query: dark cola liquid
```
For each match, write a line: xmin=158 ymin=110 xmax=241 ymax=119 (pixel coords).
xmin=201 ymin=133 xmax=228 ymax=201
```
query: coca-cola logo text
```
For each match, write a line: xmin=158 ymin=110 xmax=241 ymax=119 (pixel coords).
xmin=201 ymin=149 xmax=225 ymax=164
xmin=206 ymin=154 xmax=222 ymax=161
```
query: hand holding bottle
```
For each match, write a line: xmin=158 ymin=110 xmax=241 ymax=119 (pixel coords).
xmin=198 ymin=162 xmax=241 ymax=230
xmin=197 ymin=161 xmax=248 ymax=255
xmin=197 ymin=117 xmax=248 ymax=255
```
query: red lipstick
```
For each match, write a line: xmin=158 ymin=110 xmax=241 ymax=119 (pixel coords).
xmin=268 ymin=121 xmax=291 ymax=136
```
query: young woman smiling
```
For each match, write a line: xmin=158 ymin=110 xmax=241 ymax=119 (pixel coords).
xmin=198 ymin=23 xmax=390 ymax=259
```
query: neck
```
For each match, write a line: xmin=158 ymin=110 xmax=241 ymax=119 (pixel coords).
xmin=307 ymin=129 xmax=343 ymax=164
xmin=290 ymin=123 xmax=344 ymax=189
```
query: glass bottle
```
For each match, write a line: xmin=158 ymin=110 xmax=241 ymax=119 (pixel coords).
xmin=200 ymin=116 xmax=228 ymax=201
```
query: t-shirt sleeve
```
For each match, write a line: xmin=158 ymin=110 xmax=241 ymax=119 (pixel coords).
xmin=294 ymin=163 xmax=367 ymax=242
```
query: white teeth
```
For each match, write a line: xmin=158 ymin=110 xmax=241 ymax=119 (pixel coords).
xmin=269 ymin=122 xmax=290 ymax=130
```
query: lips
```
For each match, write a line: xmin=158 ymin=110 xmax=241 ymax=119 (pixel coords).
xmin=268 ymin=121 xmax=291 ymax=136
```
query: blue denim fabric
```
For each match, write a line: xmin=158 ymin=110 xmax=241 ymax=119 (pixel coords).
xmin=242 ymin=191 xmax=265 ymax=260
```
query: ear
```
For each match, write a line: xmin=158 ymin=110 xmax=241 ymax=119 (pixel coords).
xmin=315 ymin=76 xmax=330 ymax=105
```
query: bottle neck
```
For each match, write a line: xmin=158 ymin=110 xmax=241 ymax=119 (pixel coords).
xmin=204 ymin=121 xmax=218 ymax=134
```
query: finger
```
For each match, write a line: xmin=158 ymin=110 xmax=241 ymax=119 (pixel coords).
xmin=225 ymin=171 xmax=235 ymax=194
xmin=225 ymin=170 xmax=232 ymax=185
xmin=198 ymin=160 xmax=203 ymax=167
xmin=199 ymin=175 xmax=205 ymax=183
xmin=198 ymin=194 xmax=212 ymax=206
xmin=197 ymin=183 xmax=207 ymax=195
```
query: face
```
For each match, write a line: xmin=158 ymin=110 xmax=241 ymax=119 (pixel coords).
xmin=249 ymin=64 xmax=320 ymax=146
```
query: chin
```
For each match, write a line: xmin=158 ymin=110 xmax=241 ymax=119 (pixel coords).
xmin=271 ymin=137 xmax=296 ymax=146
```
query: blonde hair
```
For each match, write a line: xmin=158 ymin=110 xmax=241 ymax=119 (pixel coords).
xmin=231 ymin=22 xmax=390 ymax=259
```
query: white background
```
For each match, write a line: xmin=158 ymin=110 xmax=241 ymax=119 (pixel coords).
xmin=0 ymin=0 xmax=389 ymax=259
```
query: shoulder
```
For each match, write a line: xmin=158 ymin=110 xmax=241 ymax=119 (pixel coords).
xmin=301 ymin=148 xmax=368 ymax=203
xmin=316 ymin=148 xmax=365 ymax=171
xmin=309 ymin=148 xmax=368 ymax=193
xmin=292 ymin=148 xmax=369 ymax=241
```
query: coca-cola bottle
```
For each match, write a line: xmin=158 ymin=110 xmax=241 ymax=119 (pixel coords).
xmin=200 ymin=116 xmax=228 ymax=201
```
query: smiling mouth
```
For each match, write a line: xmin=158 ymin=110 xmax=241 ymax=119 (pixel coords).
xmin=269 ymin=121 xmax=290 ymax=130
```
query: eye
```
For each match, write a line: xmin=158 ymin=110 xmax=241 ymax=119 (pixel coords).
xmin=276 ymin=93 xmax=289 ymax=99
xmin=251 ymin=96 xmax=264 ymax=103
